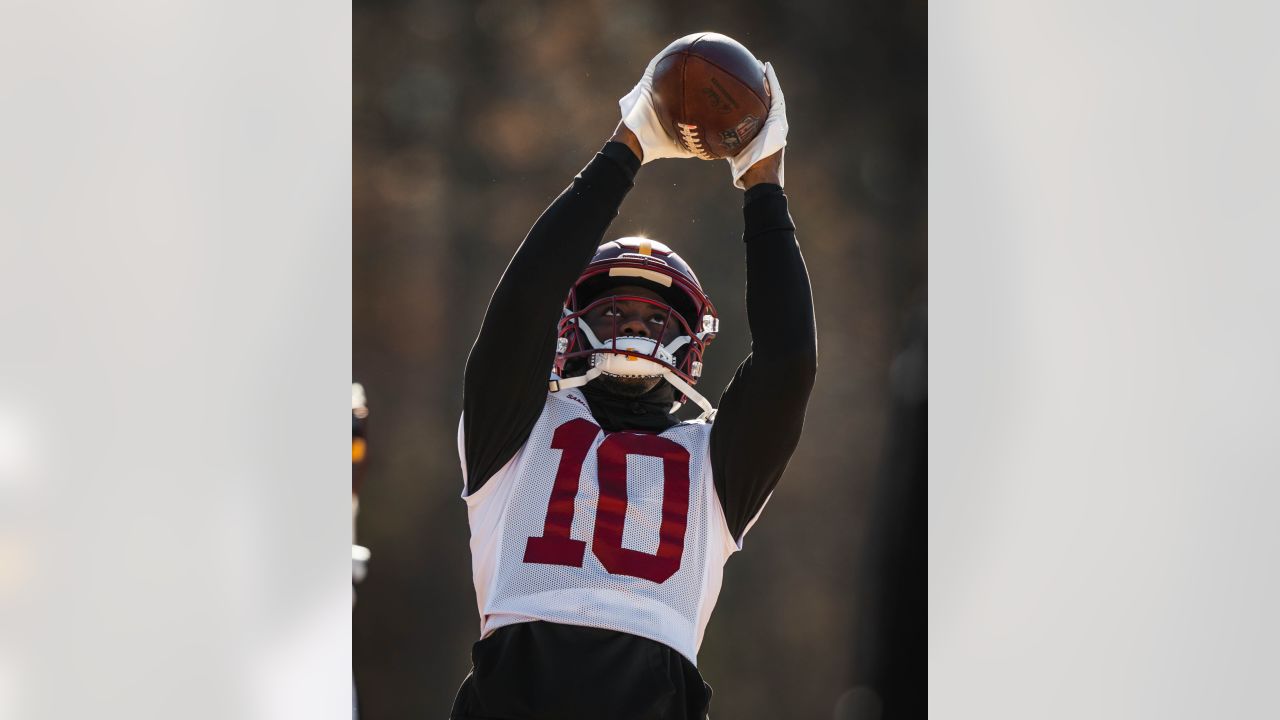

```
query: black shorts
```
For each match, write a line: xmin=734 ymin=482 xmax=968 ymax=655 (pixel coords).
xmin=450 ymin=621 xmax=712 ymax=720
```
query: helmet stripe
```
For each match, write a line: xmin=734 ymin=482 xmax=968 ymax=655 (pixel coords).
xmin=608 ymin=266 xmax=673 ymax=286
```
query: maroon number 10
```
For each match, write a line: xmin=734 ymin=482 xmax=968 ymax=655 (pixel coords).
xmin=523 ymin=418 xmax=691 ymax=583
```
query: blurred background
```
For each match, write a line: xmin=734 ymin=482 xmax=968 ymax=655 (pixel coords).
xmin=353 ymin=0 xmax=925 ymax=717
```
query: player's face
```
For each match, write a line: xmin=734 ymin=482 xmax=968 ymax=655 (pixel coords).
xmin=583 ymin=285 xmax=683 ymax=344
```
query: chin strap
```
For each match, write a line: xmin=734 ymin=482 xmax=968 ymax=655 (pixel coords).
xmin=549 ymin=367 xmax=716 ymax=422
xmin=662 ymin=370 xmax=716 ymax=421
xmin=549 ymin=366 xmax=604 ymax=392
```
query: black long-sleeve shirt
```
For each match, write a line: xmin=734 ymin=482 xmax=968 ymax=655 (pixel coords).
xmin=462 ymin=142 xmax=816 ymax=539
xmin=453 ymin=143 xmax=816 ymax=720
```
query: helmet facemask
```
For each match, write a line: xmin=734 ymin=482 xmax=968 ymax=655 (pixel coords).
xmin=564 ymin=293 xmax=696 ymax=375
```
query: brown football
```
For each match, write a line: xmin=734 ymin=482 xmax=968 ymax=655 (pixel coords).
xmin=650 ymin=33 xmax=770 ymax=160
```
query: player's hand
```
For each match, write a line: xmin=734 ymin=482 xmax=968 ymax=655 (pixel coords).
xmin=738 ymin=147 xmax=784 ymax=189
xmin=728 ymin=62 xmax=788 ymax=189
xmin=619 ymin=54 xmax=698 ymax=164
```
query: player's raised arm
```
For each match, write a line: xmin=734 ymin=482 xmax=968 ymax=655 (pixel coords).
xmin=710 ymin=63 xmax=818 ymax=543
xmin=461 ymin=132 xmax=640 ymax=494
xmin=461 ymin=46 xmax=719 ymax=495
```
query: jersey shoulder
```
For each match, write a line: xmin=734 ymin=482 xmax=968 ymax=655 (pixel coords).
xmin=545 ymin=386 xmax=594 ymax=416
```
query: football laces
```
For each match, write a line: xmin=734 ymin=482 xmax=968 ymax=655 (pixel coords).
xmin=677 ymin=122 xmax=715 ymax=160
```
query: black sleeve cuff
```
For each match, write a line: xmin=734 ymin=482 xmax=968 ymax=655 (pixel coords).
xmin=600 ymin=141 xmax=642 ymax=182
xmin=743 ymin=184 xmax=795 ymax=241
xmin=743 ymin=182 xmax=784 ymax=205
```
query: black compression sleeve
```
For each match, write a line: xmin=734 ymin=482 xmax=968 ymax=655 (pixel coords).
xmin=709 ymin=183 xmax=818 ymax=541
xmin=462 ymin=143 xmax=640 ymax=494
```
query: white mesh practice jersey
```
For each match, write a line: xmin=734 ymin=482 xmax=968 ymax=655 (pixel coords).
xmin=458 ymin=387 xmax=743 ymax=665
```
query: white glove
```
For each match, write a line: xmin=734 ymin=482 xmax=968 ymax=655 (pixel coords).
xmin=619 ymin=51 xmax=698 ymax=164
xmin=728 ymin=62 xmax=788 ymax=189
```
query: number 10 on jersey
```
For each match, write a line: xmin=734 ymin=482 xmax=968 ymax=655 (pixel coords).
xmin=523 ymin=418 xmax=691 ymax=584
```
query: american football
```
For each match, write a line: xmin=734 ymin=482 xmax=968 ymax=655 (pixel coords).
xmin=650 ymin=32 xmax=771 ymax=160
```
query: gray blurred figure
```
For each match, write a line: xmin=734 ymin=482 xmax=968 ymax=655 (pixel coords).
xmin=352 ymin=382 xmax=370 ymax=719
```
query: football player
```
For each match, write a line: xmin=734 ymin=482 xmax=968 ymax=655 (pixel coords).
xmin=353 ymin=382 xmax=370 ymax=720
xmin=353 ymin=381 xmax=370 ymax=587
xmin=451 ymin=58 xmax=815 ymax=720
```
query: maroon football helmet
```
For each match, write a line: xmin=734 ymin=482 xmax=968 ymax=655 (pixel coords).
xmin=554 ymin=238 xmax=719 ymax=412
